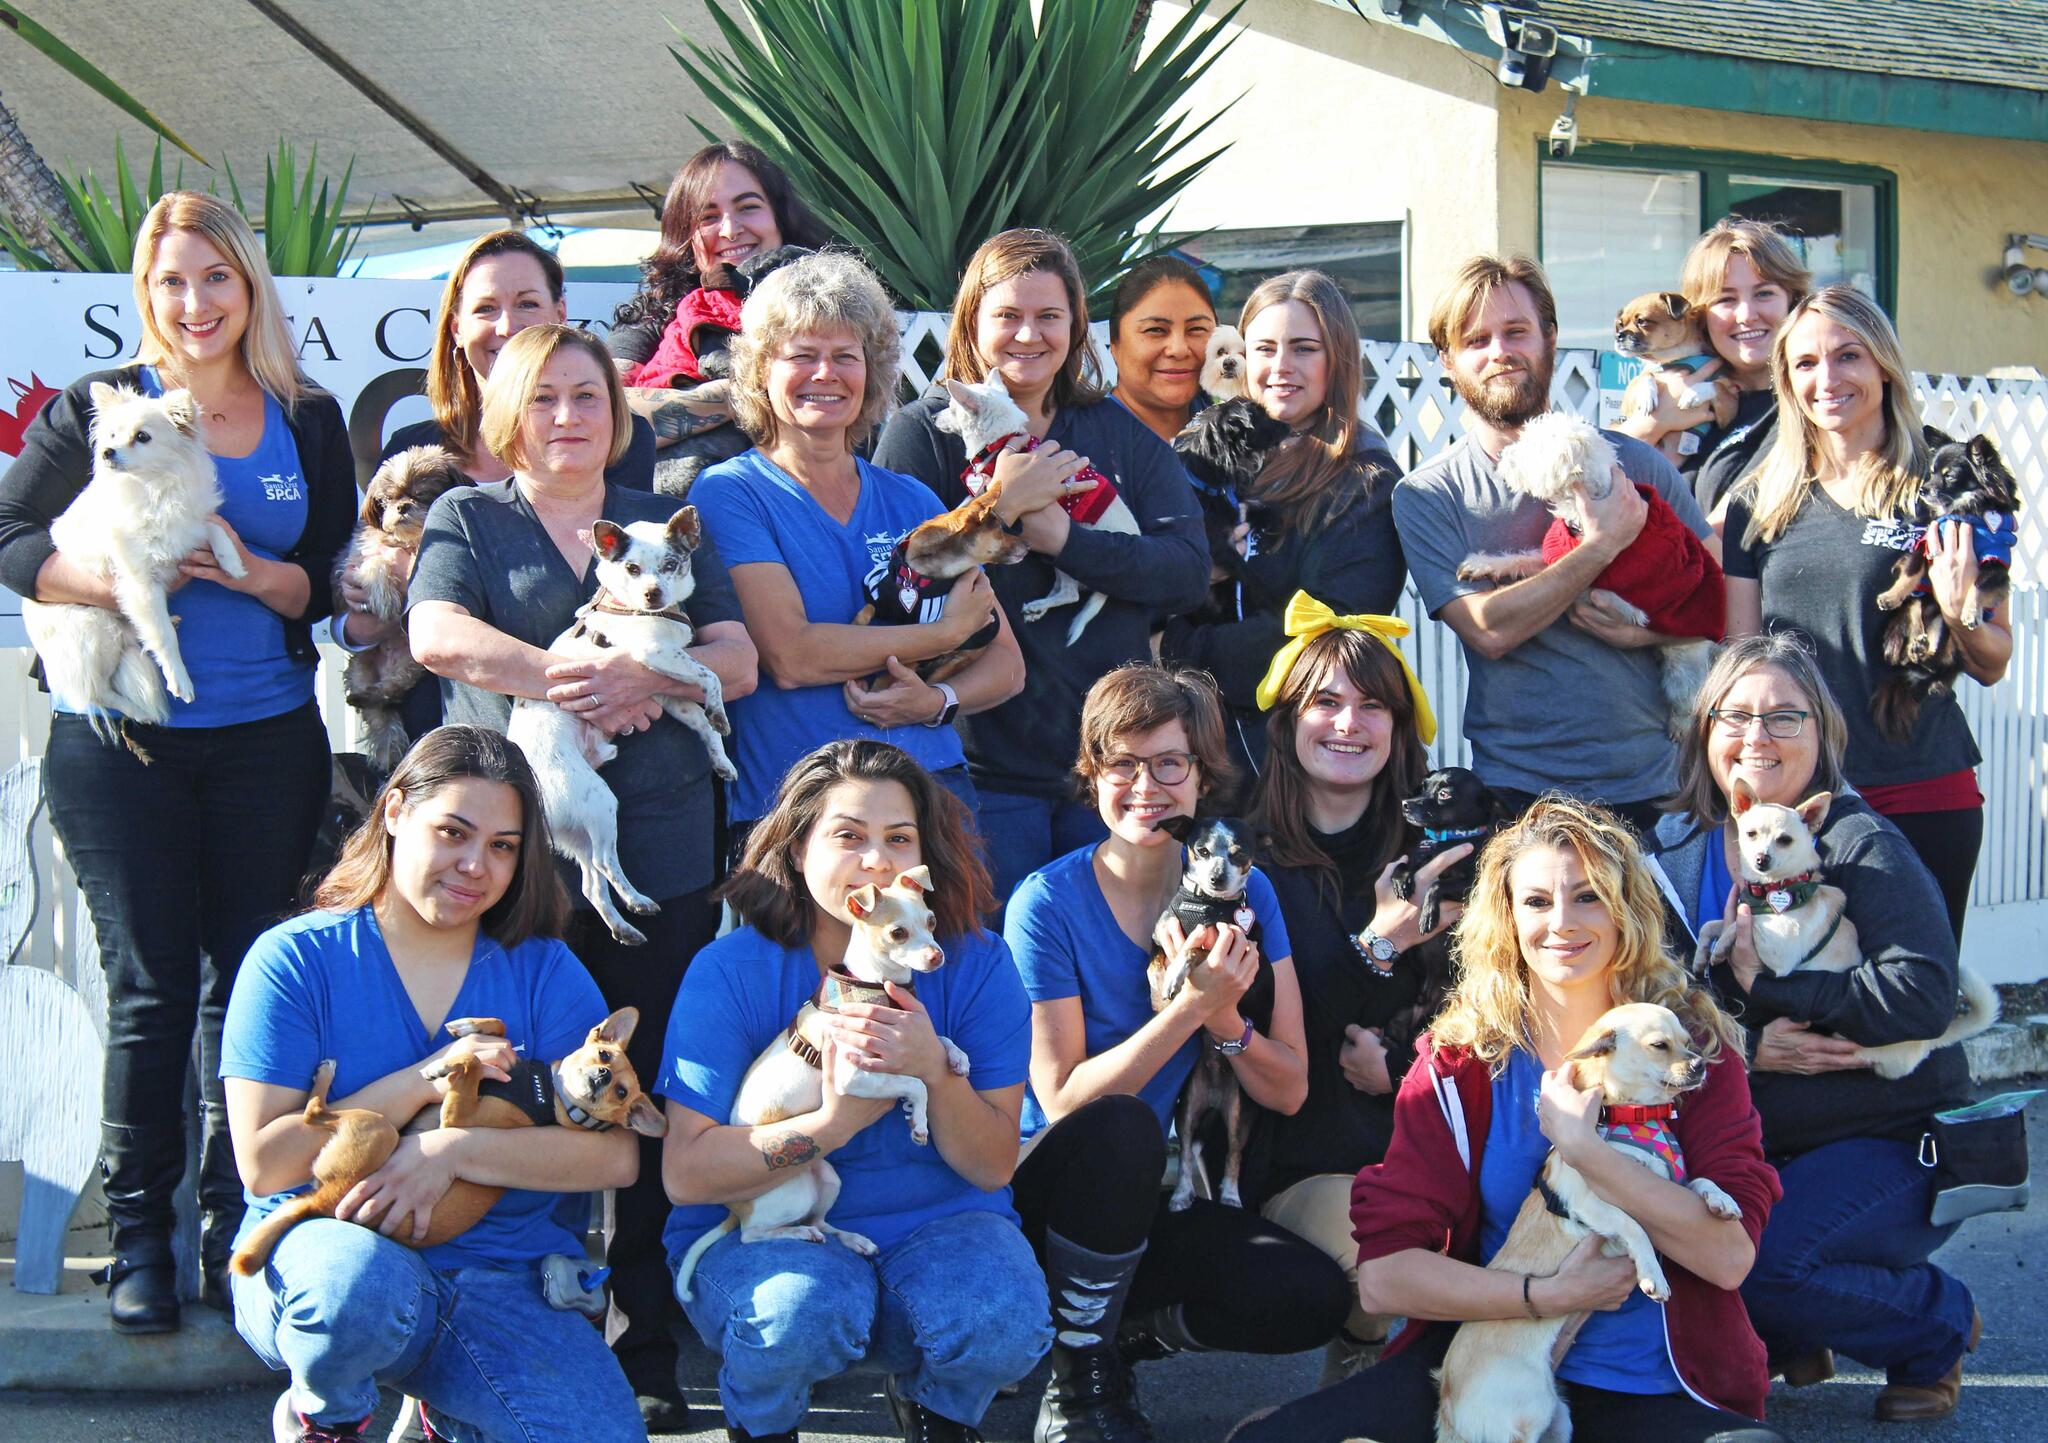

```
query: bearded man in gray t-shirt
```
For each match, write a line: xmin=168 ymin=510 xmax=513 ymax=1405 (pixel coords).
xmin=1393 ymin=256 xmax=1713 ymax=829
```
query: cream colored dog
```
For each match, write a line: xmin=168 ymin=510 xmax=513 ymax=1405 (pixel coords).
xmin=1434 ymin=1003 xmax=1741 ymax=1443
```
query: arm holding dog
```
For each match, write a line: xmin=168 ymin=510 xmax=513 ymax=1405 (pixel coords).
xmin=544 ymin=617 xmax=760 ymax=710
xmin=661 ymin=1073 xmax=895 ymax=1208
xmin=1925 ymin=520 xmax=2012 ymax=684
xmin=729 ymin=561 xmax=1001 ymax=688
xmin=1219 ymin=951 xmax=1310 ymax=1116
xmin=841 ymin=618 xmax=1026 ymax=727
xmin=1041 ymin=435 xmax=1211 ymax=612
xmin=336 ymin=1119 xmax=637 ymax=1243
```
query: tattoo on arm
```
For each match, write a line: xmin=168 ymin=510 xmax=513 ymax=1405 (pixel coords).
xmin=760 ymin=1130 xmax=820 ymax=1172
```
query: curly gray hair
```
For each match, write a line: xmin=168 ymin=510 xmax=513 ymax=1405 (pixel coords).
xmin=728 ymin=250 xmax=902 ymax=449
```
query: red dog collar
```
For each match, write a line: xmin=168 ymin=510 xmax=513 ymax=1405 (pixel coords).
xmin=963 ymin=434 xmax=1120 ymax=524
xmin=1603 ymin=1102 xmax=1679 ymax=1124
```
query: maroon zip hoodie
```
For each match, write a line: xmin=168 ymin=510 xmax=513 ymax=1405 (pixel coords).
xmin=1350 ymin=1032 xmax=1781 ymax=1419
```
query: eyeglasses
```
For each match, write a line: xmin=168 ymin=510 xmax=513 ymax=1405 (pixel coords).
xmin=1101 ymin=751 xmax=1194 ymax=786
xmin=1708 ymin=708 xmax=1810 ymax=739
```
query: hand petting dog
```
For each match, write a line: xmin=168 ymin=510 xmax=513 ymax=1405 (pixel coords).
xmin=829 ymin=979 xmax=954 ymax=1085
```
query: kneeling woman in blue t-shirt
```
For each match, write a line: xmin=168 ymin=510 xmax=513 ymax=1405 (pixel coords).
xmin=658 ymin=739 xmax=1051 ymax=1440
xmin=1005 ymin=664 xmax=1350 ymax=1440
xmin=221 ymin=726 xmax=648 ymax=1443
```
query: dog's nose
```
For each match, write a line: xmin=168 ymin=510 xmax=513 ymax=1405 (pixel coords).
xmin=917 ymin=945 xmax=943 ymax=970
xmin=101 ymin=446 xmax=117 ymax=462
xmin=592 ymin=1067 xmax=611 ymax=1088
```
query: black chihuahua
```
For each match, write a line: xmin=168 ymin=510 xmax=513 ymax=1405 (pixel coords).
xmin=1394 ymin=768 xmax=1513 ymax=934
xmin=1173 ymin=399 xmax=1291 ymax=601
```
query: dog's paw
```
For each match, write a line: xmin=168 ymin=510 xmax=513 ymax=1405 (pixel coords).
xmin=1690 ymin=1178 xmax=1743 ymax=1221
xmin=626 ymin=894 xmax=662 ymax=917
xmin=1218 ymin=1179 xmax=1243 ymax=1208
xmin=943 ymin=1040 xmax=971 ymax=1077
xmin=1166 ymin=1180 xmax=1197 ymax=1213
xmin=833 ymin=1228 xmax=879 ymax=1257
xmin=1019 ymin=601 xmax=1050 ymax=622
xmin=706 ymin=704 xmax=731 ymax=736
xmin=1639 ymin=1264 xmax=1671 ymax=1303
xmin=712 ymin=755 xmax=738 ymax=783
xmin=443 ymin=1018 xmax=507 ymax=1038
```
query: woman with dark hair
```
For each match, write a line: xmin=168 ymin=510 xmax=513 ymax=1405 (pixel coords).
xmin=409 ymin=323 xmax=756 ymax=1424
xmin=1242 ymin=595 xmax=1470 ymax=1382
xmin=1107 ymin=254 xmax=1218 ymax=444
xmin=222 ymin=725 xmax=647 ymax=1443
xmin=0 ymin=191 xmax=353 ymax=1330
xmin=1005 ymin=664 xmax=1347 ymax=1442
xmin=1160 ymin=269 xmax=1406 ymax=773
xmin=658 ymin=740 xmax=1049 ymax=1443
xmin=875 ymin=229 xmax=1211 ymax=902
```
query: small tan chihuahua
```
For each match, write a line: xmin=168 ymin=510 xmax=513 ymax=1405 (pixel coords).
xmin=229 ymin=1008 xmax=662 ymax=1275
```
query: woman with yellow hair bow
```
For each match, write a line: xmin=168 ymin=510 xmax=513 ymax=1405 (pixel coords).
xmin=1244 ymin=591 xmax=1471 ymax=1384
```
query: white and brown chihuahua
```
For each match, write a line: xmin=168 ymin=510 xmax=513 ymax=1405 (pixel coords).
xmin=672 ymin=866 xmax=972 ymax=1299
xmin=506 ymin=506 xmax=735 ymax=945
xmin=1701 ymin=780 xmax=1997 ymax=1079
xmin=1614 ymin=290 xmax=1738 ymax=464
xmin=936 ymin=370 xmax=1141 ymax=644
xmin=1436 ymin=1003 xmax=1741 ymax=1443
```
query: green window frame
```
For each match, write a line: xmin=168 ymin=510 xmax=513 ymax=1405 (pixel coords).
xmin=1536 ymin=142 xmax=1898 ymax=313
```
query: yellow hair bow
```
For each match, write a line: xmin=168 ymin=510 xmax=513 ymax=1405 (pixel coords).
xmin=1255 ymin=591 xmax=1436 ymax=744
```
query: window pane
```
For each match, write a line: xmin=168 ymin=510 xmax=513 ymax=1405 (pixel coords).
xmin=1728 ymin=175 xmax=1879 ymax=297
xmin=1540 ymin=163 xmax=1701 ymax=351
xmin=1172 ymin=222 xmax=1404 ymax=340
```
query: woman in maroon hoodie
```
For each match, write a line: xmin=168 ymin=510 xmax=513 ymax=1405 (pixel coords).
xmin=1235 ymin=796 xmax=1784 ymax=1443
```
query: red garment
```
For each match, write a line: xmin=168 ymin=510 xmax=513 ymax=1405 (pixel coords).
xmin=626 ymin=286 xmax=745 ymax=389
xmin=1540 ymin=485 xmax=1725 ymax=641
xmin=961 ymin=434 xmax=1122 ymax=524
xmin=1351 ymin=1033 xmax=1780 ymax=1421
xmin=1860 ymin=769 xmax=1982 ymax=816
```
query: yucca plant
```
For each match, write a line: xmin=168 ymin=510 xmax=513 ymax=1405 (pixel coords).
xmin=672 ymin=0 xmax=1243 ymax=308
xmin=225 ymin=141 xmax=365 ymax=278
xmin=0 ymin=135 xmax=184 ymax=272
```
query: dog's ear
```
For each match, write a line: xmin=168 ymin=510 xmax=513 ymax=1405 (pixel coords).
xmin=587 ymin=520 xmax=629 ymax=560
xmin=1565 ymin=1027 xmax=1618 ymax=1061
xmin=160 ymin=389 xmax=202 ymax=436
xmin=1659 ymin=291 xmax=1691 ymax=320
xmin=359 ymin=476 xmax=386 ymax=529
xmin=1154 ymin=815 xmax=1196 ymax=843
xmin=1794 ymin=791 xmax=1833 ymax=832
xmin=1922 ymin=423 xmax=1956 ymax=449
xmin=1966 ymin=434 xmax=2004 ymax=470
xmin=593 ymin=1006 xmax=640 ymax=1048
xmin=845 ymin=883 xmax=881 ymax=920
xmin=895 ymin=865 xmax=932 ymax=895
xmin=666 ymin=506 xmax=702 ymax=552
xmin=625 ymin=1095 xmax=667 ymax=1137
xmin=88 ymin=381 xmax=123 ymax=417
xmin=1730 ymin=776 xmax=1759 ymax=814
xmin=942 ymin=378 xmax=983 ymax=413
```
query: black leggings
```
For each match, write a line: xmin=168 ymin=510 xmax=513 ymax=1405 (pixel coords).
xmin=1232 ymin=1325 xmax=1785 ymax=1443
xmin=567 ymin=886 xmax=720 ymax=1399
xmin=1881 ymin=805 xmax=1981 ymax=943
xmin=1010 ymin=1095 xmax=1349 ymax=1354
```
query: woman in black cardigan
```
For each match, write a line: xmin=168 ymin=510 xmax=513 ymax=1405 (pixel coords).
xmin=0 ymin=193 xmax=355 ymax=1333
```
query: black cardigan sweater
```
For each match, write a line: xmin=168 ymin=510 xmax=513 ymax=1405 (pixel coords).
xmin=0 ymin=365 xmax=356 ymax=671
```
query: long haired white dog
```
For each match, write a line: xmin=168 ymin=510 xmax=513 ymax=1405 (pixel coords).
xmin=22 ymin=383 xmax=245 ymax=747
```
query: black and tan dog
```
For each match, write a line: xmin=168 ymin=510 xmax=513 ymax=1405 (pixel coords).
xmin=853 ymin=488 xmax=1027 ymax=682
xmin=1393 ymin=767 xmax=1513 ymax=934
xmin=1173 ymin=397 xmax=1290 ymax=600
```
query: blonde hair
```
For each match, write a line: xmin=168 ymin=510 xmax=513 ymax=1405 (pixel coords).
xmin=478 ymin=324 xmax=630 ymax=473
xmin=132 ymin=191 xmax=308 ymax=408
xmin=941 ymin=229 xmax=1104 ymax=410
xmin=1433 ymin=795 xmax=1741 ymax=1072
xmin=428 ymin=230 xmax=565 ymax=452
xmin=1239 ymin=270 xmax=1382 ymax=535
xmin=1426 ymin=253 xmax=1557 ymax=356
xmin=1742 ymin=285 xmax=1927 ymax=546
xmin=1668 ymin=633 xmax=1851 ymax=827
xmin=727 ymin=250 xmax=901 ymax=450
xmin=1679 ymin=218 xmax=1812 ymax=317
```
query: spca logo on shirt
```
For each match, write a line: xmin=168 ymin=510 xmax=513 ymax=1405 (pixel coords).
xmin=861 ymin=529 xmax=906 ymax=587
xmin=1859 ymin=518 xmax=1922 ymax=553
xmin=260 ymin=471 xmax=305 ymax=503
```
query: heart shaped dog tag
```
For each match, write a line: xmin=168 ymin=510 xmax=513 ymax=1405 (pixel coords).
xmin=1766 ymin=888 xmax=1793 ymax=913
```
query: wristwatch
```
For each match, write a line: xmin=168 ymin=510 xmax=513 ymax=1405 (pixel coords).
xmin=1212 ymin=1018 xmax=1254 ymax=1055
xmin=924 ymin=682 xmax=960 ymax=728
xmin=1353 ymin=927 xmax=1400 ymax=969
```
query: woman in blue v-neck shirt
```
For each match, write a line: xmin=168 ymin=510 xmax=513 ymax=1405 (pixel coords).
xmin=0 ymin=193 xmax=355 ymax=1332
xmin=222 ymin=725 xmax=647 ymax=1443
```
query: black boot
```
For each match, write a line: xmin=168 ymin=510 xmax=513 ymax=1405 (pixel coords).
xmin=1034 ymin=1230 xmax=1151 ymax=1443
xmin=105 ymin=1251 xmax=179 ymax=1334
xmin=1116 ymin=1304 xmax=1205 ymax=1363
xmin=886 ymin=1375 xmax=983 ymax=1442
xmin=199 ymin=1206 xmax=241 ymax=1312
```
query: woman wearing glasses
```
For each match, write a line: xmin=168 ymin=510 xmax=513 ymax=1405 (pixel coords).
xmin=1002 ymin=664 xmax=1347 ymax=1442
xmin=1647 ymin=634 xmax=1981 ymax=1424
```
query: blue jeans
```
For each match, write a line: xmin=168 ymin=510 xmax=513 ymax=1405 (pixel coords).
xmin=974 ymin=788 xmax=1106 ymax=909
xmin=231 ymin=1219 xmax=643 ymax=1442
xmin=1742 ymin=1136 xmax=1975 ymax=1386
xmin=679 ymin=1209 xmax=1052 ymax=1435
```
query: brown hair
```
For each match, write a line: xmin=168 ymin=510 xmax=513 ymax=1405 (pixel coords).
xmin=478 ymin=324 xmax=631 ymax=472
xmin=941 ymin=229 xmax=1104 ymax=410
xmin=723 ymin=740 xmax=996 ymax=947
xmin=1432 ymin=795 xmax=1742 ymax=1072
xmin=1074 ymin=664 xmax=1242 ymax=812
xmin=1109 ymin=254 xmax=1215 ymax=341
xmin=1679 ymin=218 xmax=1813 ymax=319
xmin=1667 ymin=632 xmax=1851 ymax=826
xmin=1248 ymin=629 xmax=1429 ymax=909
xmin=427 ymin=230 xmax=566 ymax=454
xmin=1426 ymin=253 xmax=1558 ymax=356
xmin=727 ymin=250 xmax=902 ymax=450
xmin=132 ymin=191 xmax=309 ymax=408
xmin=613 ymin=140 xmax=830 ymax=331
xmin=314 ymin=725 xmax=567 ymax=947
xmin=1240 ymin=269 xmax=1384 ymax=535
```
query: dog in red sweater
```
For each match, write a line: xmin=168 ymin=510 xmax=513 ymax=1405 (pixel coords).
xmin=1459 ymin=413 xmax=1722 ymax=734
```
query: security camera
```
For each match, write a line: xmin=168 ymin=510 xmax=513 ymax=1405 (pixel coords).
xmin=1497 ymin=48 xmax=1529 ymax=87
xmin=1482 ymin=5 xmax=1558 ymax=91
xmin=1548 ymin=92 xmax=1579 ymax=159
xmin=2007 ymin=265 xmax=2036 ymax=296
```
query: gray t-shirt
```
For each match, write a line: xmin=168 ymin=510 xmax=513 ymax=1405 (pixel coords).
xmin=409 ymin=483 xmax=743 ymax=901
xmin=1393 ymin=429 xmax=1709 ymax=804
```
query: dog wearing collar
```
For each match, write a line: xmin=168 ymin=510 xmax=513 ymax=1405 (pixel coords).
xmin=935 ymin=370 xmax=1142 ymax=644
xmin=228 ymin=1008 xmax=660 ymax=1276
xmin=506 ymin=506 xmax=735 ymax=945
xmin=1393 ymin=767 xmax=1513 ymax=935
xmin=851 ymin=486 xmax=1027 ymax=681
xmin=672 ymin=866 xmax=972 ymax=1299
xmin=1435 ymin=1003 xmax=1740 ymax=1443
xmin=1701 ymin=781 xmax=1997 ymax=1079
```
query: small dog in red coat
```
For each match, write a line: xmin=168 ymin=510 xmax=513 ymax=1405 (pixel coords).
xmin=1459 ymin=413 xmax=1722 ymax=734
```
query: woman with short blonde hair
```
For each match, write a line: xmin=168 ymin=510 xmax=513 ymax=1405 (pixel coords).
xmin=725 ymin=248 xmax=902 ymax=449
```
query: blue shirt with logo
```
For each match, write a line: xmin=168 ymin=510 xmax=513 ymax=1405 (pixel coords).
xmin=689 ymin=449 xmax=968 ymax=821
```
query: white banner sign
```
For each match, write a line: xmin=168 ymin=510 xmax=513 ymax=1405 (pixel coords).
xmin=0 ymin=273 xmax=637 ymax=646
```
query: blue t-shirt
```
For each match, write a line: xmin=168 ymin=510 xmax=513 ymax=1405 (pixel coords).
xmin=689 ymin=450 xmax=968 ymax=820
xmin=1695 ymin=837 xmax=1735 ymax=939
xmin=54 ymin=366 xmax=313 ymax=726
xmin=656 ymin=923 xmax=1031 ymax=1261
xmin=220 ymin=908 xmax=610 ymax=1271
xmin=1477 ymin=1048 xmax=1683 ymax=1395
xmin=1005 ymin=845 xmax=1292 ymax=1138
